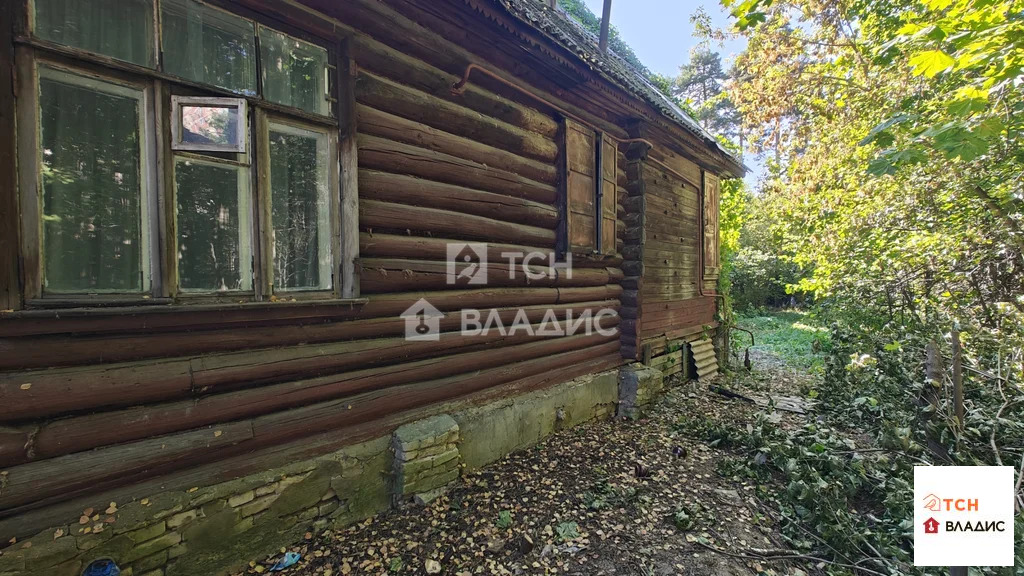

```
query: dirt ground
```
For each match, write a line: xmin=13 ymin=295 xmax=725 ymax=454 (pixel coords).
xmin=239 ymin=348 xmax=818 ymax=576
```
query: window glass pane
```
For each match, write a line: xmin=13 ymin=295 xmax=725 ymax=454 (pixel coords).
xmin=39 ymin=70 xmax=146 ymax=292
xmin=259 ymin=27 xmax=329 ymax=116
xmin=162 ymin=0 xmax=256 ymax=94
xmin=269 ymin=123 xmax=331 ymax=291
xmin=180 ymin=104 xmax=240 ymax=147
xmin=34 ymin=0 xmax=155 ymax=67
xmin=175 ymin=159 xmax=251 ymax=291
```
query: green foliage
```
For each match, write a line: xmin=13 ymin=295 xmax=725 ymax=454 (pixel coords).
xmin=495 ymin=509 xmax=513 ymax=529
xmin=736 ymin=311 xmax=829 ymax=372
xmin=555 ymin=521 xmax=580 ymax=541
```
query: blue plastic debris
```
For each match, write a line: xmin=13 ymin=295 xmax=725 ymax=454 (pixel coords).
xmin=82 ymin=559 xmax=121 ymax=576
xmin=270 ymin=552 xmax=301 ymax=571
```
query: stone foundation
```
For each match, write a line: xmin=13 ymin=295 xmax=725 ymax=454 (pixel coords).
xmin=392 ymin=415 xmax=461 ymax=503
xmin=616 ymin=363 xmax=665 ymax=420
xmin=0 ymin=368 xmax=624 ymax=576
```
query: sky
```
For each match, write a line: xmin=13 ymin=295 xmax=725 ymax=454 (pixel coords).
xmin=579 ymin=0 xmax=763 ymax=185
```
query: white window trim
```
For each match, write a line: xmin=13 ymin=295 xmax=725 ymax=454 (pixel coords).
xmin=170 ymin=95 xmax=248 ymax=153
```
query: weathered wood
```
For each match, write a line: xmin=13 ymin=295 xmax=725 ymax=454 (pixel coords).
xmin=352 ymin=34 xmax=559 ymax=138
xmin=0 ymin=340 xmax=619 ymax=513
xmin=0 ymin=421 xmax=255 ymax=511
xmin=360 ymin=170 xmax=558 ymax=228
xmin=355 ymin=72 xmax=558 ymax=162
xmin=358 ymin=134 xmax=557 ymax=204
xmin=361 ymin=232 xmax=551 ymax=263
xmin=32 ymin=331 xmax=617 ymax=460
xmin=357 ymin=106 xmax=557 ymax=185
xmin=360 ymin=199 xmax=556 ymax=247
xmin=0 ymin=350 xmax=625 ymax=532
xmin=0 ymin=359 xmax=193 ymax=423
xmin=341 ymin=37 xmax=362 ymax=298
xmin=250 ymin=339 xmax=619 ymax=443
xmin=0 ymin=5 xmax=19 ymax=310
xmin=0 ymin=297 xmax=618 ymax=371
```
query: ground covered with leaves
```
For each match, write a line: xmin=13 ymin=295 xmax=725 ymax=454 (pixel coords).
xmin=236 ymin=315 xmax=845 ymax=576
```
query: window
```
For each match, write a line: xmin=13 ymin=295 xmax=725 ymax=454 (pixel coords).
xmin=34 ymin=0 xmax=156 ymax=67
xmin=171 ymin=96 xmax=247 ymax=152
xmin=703 ymin=172 xmax=721 ymax=278
xmin=18 ymin=0 xmax=346 ymax=304
xmin=161 ymin=0 xmax=257 ymax=95
xmin=563 ymin=119 xmax=617 ymax=255
xmin=38 ymin=67 xmax=152 ymax=293
xmin=266 ymin=120 xmax=333 ymax=291
xmin=259 ymin=26 xmax=331 ymax=116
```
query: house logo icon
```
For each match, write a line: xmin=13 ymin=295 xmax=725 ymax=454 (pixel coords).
xmin=922 ymin=493 xmax=940 ymax=511
xmin=924 ymin=517 xmax=940 ymax=534
xmin=400 ymin=298 xmax=444 ymax=341
xmin=446 ymin=243 xmax=488 ymax=285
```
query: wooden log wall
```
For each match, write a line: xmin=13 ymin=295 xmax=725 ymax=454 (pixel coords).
xmin=638 ymin=150 xmax=717 ymax=343
xmin=0 ymin=6 xmax=627 ymax=526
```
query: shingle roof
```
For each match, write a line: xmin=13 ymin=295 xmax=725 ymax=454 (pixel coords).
xmin=492 ymin=0 xmax=744 ymax=170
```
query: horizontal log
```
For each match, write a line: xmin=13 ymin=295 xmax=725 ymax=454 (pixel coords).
xmin=0 ymin=427 xmax=28 ymax=468
xmin=33 ymin=331 xmax=617 ymax=460
xmin=0 ymin=421 xmax=254 ymax=511
xmin=358 ymin=134 xmax=557 ymax=204
xmin=355 ymin=72 xmax=558 ymax=162
xmin=0 ymin=341 xmax=619 ymax=512
xmin=0 ymin=300 xmax=376 ymax=339
xmin=357 ymin=106 xmax=557 ymax=185
xmin=361 ymin=232 xmax=551 ymax=264
xmin=0 ymin=293 xmax=623 ymax=420
xmin=360 ymin=199 xmax=556 ymax=247
xmin=353 ymin=35 xmax=559 ymax=138
xmin=0 ymin=297 xmax=617 ymax=371
xmin=360 ymin=170 xmax=558 ymax=229
xmin=359 ymin=258 xmax=612 ymax=293
xmin=0 ymin=349 xmax=626 ymax=529
xmin=0 ymin=359 xmax=192 ymax=423
xmin=250 ymin=340 xmax=621 ymax=443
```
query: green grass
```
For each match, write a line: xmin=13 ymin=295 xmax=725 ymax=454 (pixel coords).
xmin=733 ymin=310 xmax=830 ymax=373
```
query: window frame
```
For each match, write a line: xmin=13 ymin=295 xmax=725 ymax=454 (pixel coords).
xmin=257 ymin=111 xmax=340 ymax=296
xmin=171 ymin=95 xmax=248 ymax=153
xmin=16 ymin=51 xmax=163 ymax=303
xmin=14 ymin=0 xmax=356 ymax=308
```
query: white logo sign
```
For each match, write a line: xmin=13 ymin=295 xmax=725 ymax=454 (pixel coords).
xmin=446 ymin=243 xmax=488 ymax=285
xmin=400 ymin=298 xmax=444 ymax=341
xmin=914 ymin=465 xmax=1014 ymax=566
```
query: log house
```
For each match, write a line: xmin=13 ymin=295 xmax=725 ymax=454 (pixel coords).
xmin=0 ymin=0 xmax=742 ymax=571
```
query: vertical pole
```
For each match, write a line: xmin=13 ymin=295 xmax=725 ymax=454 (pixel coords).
xmin=598 ymin=0 xmax=613 ymax=53
xmin=952 ymin=328 xmax=964 ymax=427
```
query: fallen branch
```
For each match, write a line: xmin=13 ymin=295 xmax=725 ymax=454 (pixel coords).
xmin=693 ymin=540 xmax=889 ymax=576
xmin=709 ymin=385 xmax=756 ymax=403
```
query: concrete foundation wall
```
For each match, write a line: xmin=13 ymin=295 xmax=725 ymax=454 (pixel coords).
xmin=0 ymin=369 xmax=621 ymax=576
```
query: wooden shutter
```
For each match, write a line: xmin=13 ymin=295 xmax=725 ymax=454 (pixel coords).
xmin=565 ymin=119 xmax=596 ymax=252
xmin=600 ymin=135 xmax=617 ymax=254
xmin=703 ymin=172 xmax=721 ymax=277
xmin=565 ymin=119 xmax=616 ymax=254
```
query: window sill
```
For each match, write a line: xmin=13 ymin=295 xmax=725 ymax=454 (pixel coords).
xmin=15 ymin=296 xmax=369 ymax=316
xmin=3 ymin=297 xmax=371 ymax=338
